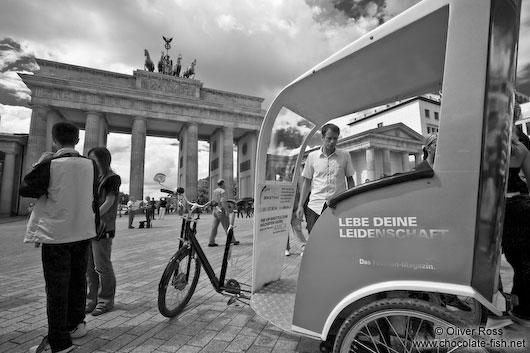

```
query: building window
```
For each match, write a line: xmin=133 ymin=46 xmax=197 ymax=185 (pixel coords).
xmin=377 ymin=122 xmax=383 ymax=128
xmin=434 ymin=111 xmax=439 ymax=120
xmin=425 ymin=109 xmax=430 ymax=118
xmin=427 ymin=127 xmax=431 ymax=134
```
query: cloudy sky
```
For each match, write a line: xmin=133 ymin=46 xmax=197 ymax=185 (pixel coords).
xmin=1 ymin=0 xmax=530 ymax=198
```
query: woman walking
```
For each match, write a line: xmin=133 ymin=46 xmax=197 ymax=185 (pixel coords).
xmin=86 ymin=147 xmax=121 ymax=316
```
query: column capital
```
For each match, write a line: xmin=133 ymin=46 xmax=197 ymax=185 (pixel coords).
xmin=132 ymin=115 xmax=146 ymax=122
xmin=85 ymin=110 xmax=103 ymax=117
xmin=28 ymin=104 xmax=49 ymax=111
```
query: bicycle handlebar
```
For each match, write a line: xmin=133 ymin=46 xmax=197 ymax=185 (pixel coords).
xmin=177 ymin=187 xmax=211 ymax=213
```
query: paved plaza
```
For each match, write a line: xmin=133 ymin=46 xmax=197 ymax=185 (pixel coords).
xmin=1 ymin=213 xmax=528 ymax=353
xmin=0 ymin=213 xmax=318 ymax=353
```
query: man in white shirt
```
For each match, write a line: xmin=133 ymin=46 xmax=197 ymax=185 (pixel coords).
xmin=208 ymin=179 xmax=239 ymax=247
xmin=127 ymin=196 xmax=141 ymax=229
xmin=296 ymin=123 xmax=355 ymax=233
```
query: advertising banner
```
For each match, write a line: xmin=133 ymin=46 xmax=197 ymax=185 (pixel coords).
xmin=252 ymin=183 xmax=295 ymax=291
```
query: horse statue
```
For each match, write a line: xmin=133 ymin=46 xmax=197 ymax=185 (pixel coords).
xmin=183 ymin=59 xmax=197 ymax=79
xmin=173 ymin=54 xmax=182 ymax=77
xmin=144 ymin=49 xmax=154 ymax=72
xmin=158 ymin=51 xmax=164 ymax=73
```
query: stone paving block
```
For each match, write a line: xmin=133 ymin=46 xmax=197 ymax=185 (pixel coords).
xmin=296 ymin=337 xmax=321 ymax=353
xmin=213 ymin=325 xmax=243 ymax=342
xmin=157 ymin=332 xmax=193 ymax=352
xmin=272 ymin=339 xmax=299 ymax=351
xmin=72 ymin=338 xmax=109 ymax=353
xmin=99 ymin=333 xmax=138 ymax=352
xmin=200 ymin=339 xmax=231 ymax=352
xmin=187 ymin=329 xmax=219 ymax=347
xmin=253 ymin=331 xmax=279 ymax=348
xmin=245 ymin=345 xmax=273 ymax=353
xmin=224 ymin=334 xmax=256 ymax=352
xmin=175 ymin=344 xmax=203 ymax=353
xmin=129 ymin=338 xmax=166 ymax=353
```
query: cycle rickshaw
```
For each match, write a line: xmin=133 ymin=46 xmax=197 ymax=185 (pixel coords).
xmin=250 ymin=0 xmax=525 ymax=351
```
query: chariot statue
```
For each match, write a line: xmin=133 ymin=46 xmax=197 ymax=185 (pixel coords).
xmin=183 ymin=59 xmax=197 ymax=79
xmin=144 ymin=49 xmax=154 ymax=72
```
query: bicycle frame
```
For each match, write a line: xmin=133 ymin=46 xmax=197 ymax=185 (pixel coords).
xmin=178 ymin=216 xmax=250 ymax=295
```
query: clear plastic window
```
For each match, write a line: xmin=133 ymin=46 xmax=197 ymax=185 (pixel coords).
xmin=265 ymin=108 xmax=316 ymax=182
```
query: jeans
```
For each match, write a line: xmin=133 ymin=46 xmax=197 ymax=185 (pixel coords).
xmin=128 ymin=210 xmax=135 ymax=227
xmin=42 ymin=240 xmax=90 ymax=352
xmin=305 ymin=204 xmax=327 ymax=234
xmin=286 ymin=212 xmax=307 ymax=251
xmin=503 ymin=195 xmax=530 ymax=318
xmin=159 ymin=207 xmax=166 ymax=219
xmin=86 ymin=237 xmax=116 ymax=310
xmin=209 ymin=207 xmax=237 ymax=244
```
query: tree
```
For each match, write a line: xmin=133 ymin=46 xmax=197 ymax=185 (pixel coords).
xmin=197 ymin=178 xmax=209 ymax=204
xmin=119 ymin=192 xmax=129 ymax=204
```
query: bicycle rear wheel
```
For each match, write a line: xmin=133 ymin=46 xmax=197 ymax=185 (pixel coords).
xmin=158 ymin=247 xmax=201 ymax=317
xmin=334 ymin=298 xmax=489 ymax=353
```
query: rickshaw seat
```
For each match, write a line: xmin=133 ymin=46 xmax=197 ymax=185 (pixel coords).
xmin=328 ymin=167 xmax=434 ymax=208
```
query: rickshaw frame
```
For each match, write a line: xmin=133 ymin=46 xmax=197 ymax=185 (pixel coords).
xmin=251 ymin=0 xmax=522 ymax=347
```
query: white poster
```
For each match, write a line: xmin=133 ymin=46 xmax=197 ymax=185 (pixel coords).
xmin=252 ymin=183 xmax=295 ymax=291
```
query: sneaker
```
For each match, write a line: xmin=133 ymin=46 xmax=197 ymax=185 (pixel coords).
xmin=91 ymin=305 xmax=111 ymax=316
xmin=208 ymin=243 xmax=219 ymax=247
xmin=29 ymin=337 xmax=74 ymax=353
xmin=285 ymin=250 xmax=290 ymax=256
xmin=69 ymin=322 xmax=87 ymax=339
xmin=232 ymin=241 xmax=240 ymax=245
xmin=128 ymin=226 xmax=134 ymax=229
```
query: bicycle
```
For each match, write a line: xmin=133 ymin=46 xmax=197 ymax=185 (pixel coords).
xmin=158 ymin=187 xmax=251 ymax=318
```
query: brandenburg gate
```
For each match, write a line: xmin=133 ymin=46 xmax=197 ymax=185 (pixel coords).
xmin=19 ymin=58 xmax=264 ymax=209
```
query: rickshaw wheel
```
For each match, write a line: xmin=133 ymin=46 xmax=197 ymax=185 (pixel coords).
xmin=334 ymin=298 xmax=489 ymax=353
xmin=158 ymin=247 xmax=201 ymax=318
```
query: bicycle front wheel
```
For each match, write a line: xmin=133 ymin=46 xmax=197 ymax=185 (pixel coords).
xmin=158 ymin=247 xmax=201 ymax=317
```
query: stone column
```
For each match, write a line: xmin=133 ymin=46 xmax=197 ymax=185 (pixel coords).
xmin=402 ymin=152 xmax=411 ymax=172
xmin=130 ymin=117 xmax=146 ymax=200
xmin=382 ymin=149 xmax=391 ymax=176
xmin=365 ymin=148 xmax=375 ymax=181
xmin=222 ymin=127 xmax=234 ymax=199
xmin=0 ymin=152 xmax=16 ymax=215
xmin=24 ymin=105 xmax=48 ymax=173
xmin=185 ymin=123 xmax=199 ymax=200
xmin=45 ymin=110 xmax=63 ymax=152
xmin=414 ymin=153 xmax=422 ymax=166
xmin=83 ymin=111 xmax=102 ymax=155
xmin=99 ymin=117 xmax=108 ymax=147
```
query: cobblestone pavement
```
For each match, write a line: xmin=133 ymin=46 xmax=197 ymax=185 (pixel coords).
xmin=0 ymin=213 xmax=319 ymax=353
xmin=1 ymin=213 xmax=528 ymax=353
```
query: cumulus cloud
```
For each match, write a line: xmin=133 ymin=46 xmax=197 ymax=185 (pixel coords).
xmin=0 ymin=38 xmax=38 ymax=106
xmin=1 ymin=0 xmax=530 ymax=198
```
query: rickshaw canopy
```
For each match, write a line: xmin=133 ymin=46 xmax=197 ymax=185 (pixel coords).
xmin=274 ymin=0 xmax=448 ymax=125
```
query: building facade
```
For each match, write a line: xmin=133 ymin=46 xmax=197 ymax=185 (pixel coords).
xmin=348 ymin=95 xmax=441 ymax=136
xmin=1 ymin=58 xmax=264 ymax=216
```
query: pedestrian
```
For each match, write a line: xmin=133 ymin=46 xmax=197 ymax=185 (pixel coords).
xmin=27 ymin=202 xmax=35 ymax=217
xmin=20 ymin=121 xmax=98 ymax=353
xmin=86 ymin=147 xmax=121 ymax=317
xmin=296 ymin=123 xmax=355 ymax=233
xmin=208 ymin=179 xmax=240 ymax=247
xmin=158 ymin=197 xmax=167 ymax=219
xmin=503 ymin=103 xmax=530 ymax=327
xmin=144 ymin=196 xmax=155 ymax=227
xmin=127 ymin=196 xmax=140 ymax=228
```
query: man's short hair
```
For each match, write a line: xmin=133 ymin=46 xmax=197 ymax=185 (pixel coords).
xmin=321 ymin=123 xmax=340 ymax=137
xmin=217 ymin=179 xmax=225 ymax=186
xmin=52 ymin=122 xmax=79 ymax=146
